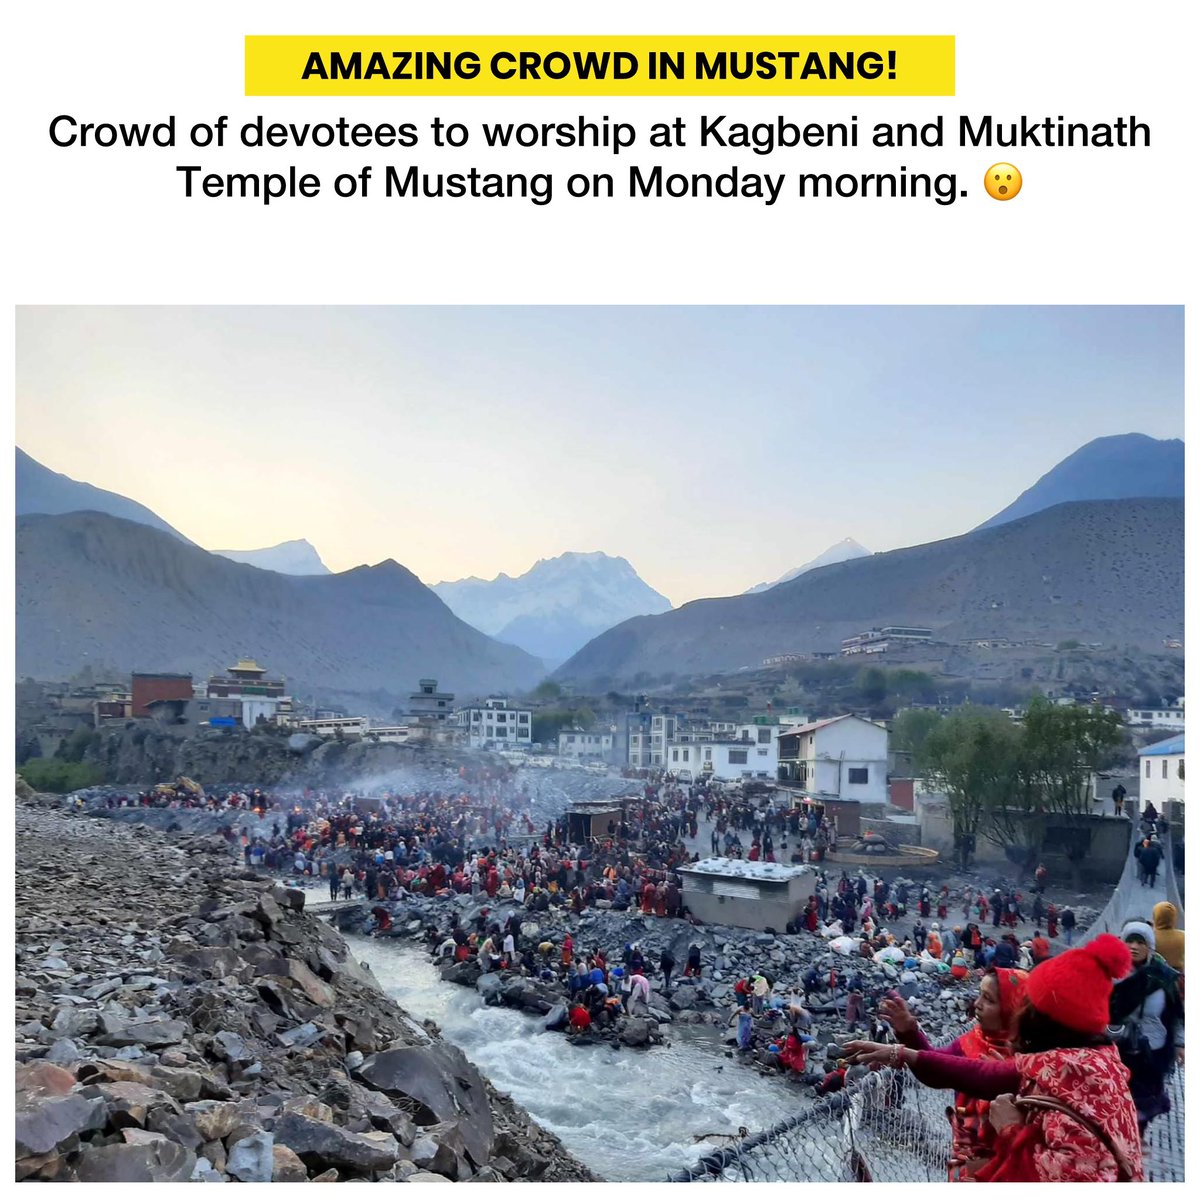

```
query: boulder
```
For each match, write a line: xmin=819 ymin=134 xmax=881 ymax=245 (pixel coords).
xmin=272 ymin=1142 xmax=309 ymax=1181
xmin=354 ymin=1043 xmax=494 ymax=1167
xmin=82 ymin=1080 xmax=181 ymax=1128
xmin=185 ymin=1099 xmax=244 ymax=1142
xmin=16 ymin=1090 xmax=107 ymax=1158
xmin=277 ymin=1021 xmax=323 ymax=1049
xmin=97 ymin=1017 xmax=191 ymax=1049
xmin=145 ymin=1107 xmax=205 ymax=1151
xmin=72 ymin=1139 xmax=197 ymax=1182
xmin=475 ymin=973 xmax=504 ymax=1004
xmin=348 ymin=1082 xmax=417 ymax=1143
xmin=620 ymin=1018 xmax=652 ymax=1047
xmin=227 ymin=1130 xmax=275 ymax=1182
xmin=273 ymin=1111 xmax=400 ymax=1173
xmin=211 ymin=1030 xmax=253 ymax=1064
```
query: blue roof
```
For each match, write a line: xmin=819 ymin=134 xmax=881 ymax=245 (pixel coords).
xmin=1140 ymin=734 xmax=1184 ymax=757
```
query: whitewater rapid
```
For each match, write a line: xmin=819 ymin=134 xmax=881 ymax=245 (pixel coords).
xmin=347 ymin=935 xmax=803 ymax=1181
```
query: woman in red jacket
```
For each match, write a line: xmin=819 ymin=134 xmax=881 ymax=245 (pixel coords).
xmin=848 ymin=965 xmax=1028 ymax=1179
xmin=849 ymin=935 xmax=1142 ymax=1182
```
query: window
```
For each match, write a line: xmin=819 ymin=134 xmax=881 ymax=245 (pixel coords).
xmin=1163 ymin=761 xmax=1169 ymax=779
xmin=705 ymin=748 xmax=712 ymax=760
xmin=1146 ymin=760 xmax=1152 ymax=778
xmin=848 ymin=767 xmax=869 ymax=784
xmin=757 ymin=748 xmax=769 ymax=756
xmin=672 ymin=749 xmax=679 ymax=762
xmin=758 ymin=728 xmax=772 ymax=743
xmin=519 ymin=713 xmax=529 ymax=723
xmin=728 ymin=749 xmax=748 ymax=765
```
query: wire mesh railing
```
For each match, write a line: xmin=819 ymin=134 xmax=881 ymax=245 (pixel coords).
xmin=668 ymin=1063 xmax=956 ymax=1182
xmin=670 ymin=1060 xmax=1184 ymax=1183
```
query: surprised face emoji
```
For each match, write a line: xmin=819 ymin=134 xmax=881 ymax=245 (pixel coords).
xmin=985 ymin=163 xmax=1022 ymax=200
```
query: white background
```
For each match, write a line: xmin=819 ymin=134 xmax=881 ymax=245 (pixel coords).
xmin=2 ymin=1 xmax=1197 ymax=305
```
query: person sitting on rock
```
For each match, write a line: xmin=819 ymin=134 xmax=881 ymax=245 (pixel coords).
xmin=568 ymin=1003 xmax=592 ymax=1035
xmin=814 ymin=1060 xmax=847 ymax=1096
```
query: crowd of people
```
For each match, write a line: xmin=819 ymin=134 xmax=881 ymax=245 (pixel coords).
xmin=99 ymin=766 xmax=1184 ymax=1183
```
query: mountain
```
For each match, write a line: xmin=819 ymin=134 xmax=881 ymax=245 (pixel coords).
xmin=16 ymin=447 xmax=193 ymax=544
xmin=432 ymin=551 xmax=673 ymax=665
xmin=976 ymin=434 xmax=1184 ymax=531
xmin=214 ymin=539 xmax=331 ymax=576
xmin=745 ymin=538 xmax=871 ymax=593
xmin=554 ymin=498 xmax=1183 ymax=686
xmin=16 ymin=511 xmax=543 ymax=698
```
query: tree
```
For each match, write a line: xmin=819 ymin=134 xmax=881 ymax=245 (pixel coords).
xmin=856 ymin=667 xmax=888 ymax=706
xmin=891 ymin=708 xmax=943 ymax=773
xmin=922 ymin=706 xmax=1020 ymax=870
xmin=996 ymin=698 xmax=1124 ymax=883
xmin=532 ymin=680 xmax=563 ymax=702
xmin=888 ymin=669 xmax=937 ymax=704
xmin=18 ymin=758 xmax=103 ymax=793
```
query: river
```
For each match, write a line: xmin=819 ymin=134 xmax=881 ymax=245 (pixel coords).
xmin=346 ymin=934 xmax=803 ymax=1181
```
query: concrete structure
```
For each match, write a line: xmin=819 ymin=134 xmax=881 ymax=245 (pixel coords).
xmin=914 ymin=784 xmax=1132 ymax=883
xmin=1139 ymin=734 xmax=1184 ymax=815
xmin=131 ymin=672 xmax=194 ymax=718
xmin=93 ymin=691 xmax=132 ymax=724
xmin=564 ymin=799 xmax=626 ymax=843
xmin=146 ymin=696 xmax=243 ymax=728
xmin=1126 ymin=705 xmax=1185 ymax=731
xmin=292 ymin=716 xmax=368 ymax=739
xmin=365 ymin=725 xmax=410 ymax=744
xmin=455 ymin=696 xmax=532 ymax=749
xmin=409 ymin=678 xmax=455 ymax=725
xmin=558 ymin=727 xmax=614 ymax=761
xmin=841 ymin=626 xmax=933 ymax=656
xmin=678 ymin=857 xmax=812 ymax=932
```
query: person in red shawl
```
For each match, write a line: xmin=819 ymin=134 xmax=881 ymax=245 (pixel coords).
xmin=804 ymin=896 xmax=819 ymax=934
xmin=847 ymin=965 xmax=1029 ymax=1180
xmin=850 ymin=935 xmax=1142 ymax=1182
xmin=641 ymin=880 xmax=656 ymax=915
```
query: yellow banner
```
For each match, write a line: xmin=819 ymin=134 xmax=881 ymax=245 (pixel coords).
xmin=245 ymin=36 xmax=955 ymax=97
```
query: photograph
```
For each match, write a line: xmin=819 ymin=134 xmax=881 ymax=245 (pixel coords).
xmin=13 ymin=304 xmax=1185 ymax=1184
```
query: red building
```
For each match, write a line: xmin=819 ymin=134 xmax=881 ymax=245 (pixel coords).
xmin=131 ymin=672 xmax=193 ymax=717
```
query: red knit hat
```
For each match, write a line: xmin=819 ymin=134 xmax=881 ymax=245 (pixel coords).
xmin=1024 ymin=934 xmax=1132 ymax=1034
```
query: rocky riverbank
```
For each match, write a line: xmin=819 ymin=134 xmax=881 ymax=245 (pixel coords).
xmin=14 ymin=797 xmax=598 ymax=1182
xmin=330 ymin=890 xmax=982 ymax=1075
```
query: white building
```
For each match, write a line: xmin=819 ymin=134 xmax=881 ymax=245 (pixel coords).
xmin=841 ymin=626 xmax=933 ymax=656
xmin=558 ymin=728 xmax=614 ymax=761
xmin=1138 ymin=734 xmax=1184 ymax=812
xmin=455 ymin=696 xmax=532 ymax=749
xmin=293 ymin=716 xmax=368 ymax=739
xmin=665 ymin=723 xmax=781 ymax=781
xmin=776 ymin=714 xmax=889 ymax=805
xmin=366 ymin=725 xmax=410 ymax=744
xmin=1126 ymin=704 xmax=1185 ymax=731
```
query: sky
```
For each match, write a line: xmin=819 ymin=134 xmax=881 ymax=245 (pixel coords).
xmin=15 ymin=305 xmax=1183 ymax=605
